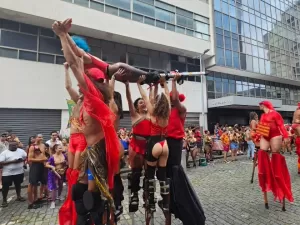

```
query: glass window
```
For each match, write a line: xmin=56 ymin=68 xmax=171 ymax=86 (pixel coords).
xmin=216 ymin=34 xmax=224 ymax=47
xmin=166 ymin=23 xmax=175 ymax=31
xmin=230 ymin=17 xmax=237 ymax=33
xmin=105 ymin=0 xmax=130 ymax=10
xmin=215 ymin=79 xmax=222 ymax=92
xmin=253 ymin=57 xmax=259 ymax=73
xmin=119 ymin=9 xmax=131 ymax=19
xmin=176 ymin=15 xmax=194 ymax=29
xmin=243 ymin=23 xmax=250 ymax=38
xmin=216 ymin=48 xmax=225 ymax=66
xmin=156 ymin=20 xmax=165 ymax=29
xmin=258 ymin=47 xmax=264 ymax=59
xmin=171 ymin=61 xmax=186 ymax=71
xmin=74 ymin=0 xmax=89 ymax=7
xmin=233 ymin=52 xmax=240 ymax=69
xmin=229 ymin=5 xmax=236 ymax=17
xmin=203 ymin=35 xmax=210 ymax=41
xmin=176 ymin=8 xmax=193 ymax=18
xmin=243 ymin=11 xmax=249 ymax=23
xmin=207 ymin=80 xmax=215 ymax=92
xmin=105 ymin=5 xmax=118 ymax=15
xmin=133 ymin=0 xmax=155 ymax=17
xmin=20 ymin=23 xmax=38 ymax=35
xmin=225 ymin=50 xmax=232 ymax=67
xmin=38 ymin=53 xmax=54 ymax=63
xmin=186 ymin=29 xmax=194 ymax=36
xmin=1 ymin=19 xmax=19 ymax=31
xmin=195 ymin=21 xmax=209 ymax=35
xmin=195 ymin=32 xmax=202 ymax=39
xmin=155 ymin=1 xmax=175 ymax=12
xmin=194 ymin=15 xmax=209 ymax=23
xmin=223 ymin=15 xmax=230 ymax=30
xmin=259 ymin=58 xmax=265 ymax=74
xmin=222 ymin=1 xmax=229 ymax=14
xmin=240 ymin=53 xmax=246 ymax=69
xmin=90 ymin=1 xmax=104 ymax=11
xmin=0 ymin=47 xmax=18 ymax=59
xmin=56 ymin=56 xmax=65 ymax=64
xmin=144 ymin=17 xmax=155 ymax=25
xmin=39 ymin=37 xmax=62 ymax=54
xmin=216 ymin=28 xmax=223 ymax=35
xmin=215 ymin=0 xmax=221 ymax=11
xmin=132 ymin=13 xmax=143 ymax=22
xmin=246 ymin=54 xmax=253 ymax=71
xmin=252 ymin=45 xmax=258 ymax=57
xmin=176 ymin=26 xmax=185 ymax=34
xmin=139 ymin=0 xmax=154 ymax=5
xmin=19 ymin=51 xmax=36 ymax=61
xmin=225 ymin=36 xmax=231 ymax=49
xmin=155 ymin=8 xmax=175 ymax=24
xmin=232 ymin=38 xmax=239 ymax=51
xmin=40 ymin=28 xmax=54 ymax=37
xmin=1 ymin=30 xmax=37 ymax=51
xmin=215 ymin=12 xmax=222 ymax=28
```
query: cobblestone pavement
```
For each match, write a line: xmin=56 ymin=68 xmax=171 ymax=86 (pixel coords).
xmin=0 ymin=154 xmax=300 ymax=225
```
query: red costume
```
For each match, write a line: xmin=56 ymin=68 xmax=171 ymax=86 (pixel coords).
xmin=292 ymin=103 xmax=300 ymax=174
xmin=257 ymin=101 xmax=293 ymax=206
xmin=129 ymin=118 xmax=151 ymax=155
xmin=84 ymin=54 xmax=109 ymax=80
xmin=69 ymin=132 xmax=87 ymax=154
xmin=59 ymin=70 xmax=119 ymax=225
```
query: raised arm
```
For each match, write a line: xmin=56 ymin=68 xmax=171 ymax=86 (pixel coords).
xmin=52 ymin=21 xmax=87 ymax=90
xmin=161 ymin=78 xmax=171 ymax=109
xmin=137 ymin=75 xmax=153 ymax=114
xmin=125 ymin=81 xmax=137 ymax=117
xmin=171 ymin=73 xmax=187 ymax=114
xmin=64 ymin=62 xmax=80 ymax=103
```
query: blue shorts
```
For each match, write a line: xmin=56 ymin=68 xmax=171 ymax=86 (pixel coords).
xmin=230 ymin=142 xmax=238 ymax=150
xmin=87 ymin=168 xmax=94 ymax=181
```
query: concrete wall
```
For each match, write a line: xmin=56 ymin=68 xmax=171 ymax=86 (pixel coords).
xmin=0 ymin=57 xmax=203 ymax=112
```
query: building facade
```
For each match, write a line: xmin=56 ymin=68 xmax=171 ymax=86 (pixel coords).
xmin=207 ymin=0 xmax=300 ymax=130
xmin=0 ymin=0 xmax=212 ymax=142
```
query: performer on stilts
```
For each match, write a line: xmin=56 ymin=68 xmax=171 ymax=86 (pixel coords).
xmin=124 ymin=81 xmax=152 ymax=213
xmin=58 ymin=19 xmax=161 ymax=84
xmin=137 ymin=75 xmax=170 ymax=225
xmin=60 ymin=62 xmax=87 ymax=225
xmin=257 ymin=101 xmax=293 ymax=211
xmin=166 ymin=72 xmax=205 ymax=225
xmin=292 ymin=103 xmax=300 ymax=174
xmin=53 ymin=21 xmax=120 ymax=225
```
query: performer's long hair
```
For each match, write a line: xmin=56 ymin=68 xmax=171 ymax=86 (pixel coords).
xmin=153 ymin=93 xmax=170 ymax=120
xmin=249 ymin=111 xmax=258 ymax=124
xmin=114 ymin=91 xmax=124 ymax=119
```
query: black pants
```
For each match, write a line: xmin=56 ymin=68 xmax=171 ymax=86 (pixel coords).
xmin=166 ymin=138 xmax=183 ymax=167
xmin=2 ymin=173 xmax=24 ymax=201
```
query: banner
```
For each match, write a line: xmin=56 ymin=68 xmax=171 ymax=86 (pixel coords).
xmin=66 ymin=99 xmax=76 ymax=128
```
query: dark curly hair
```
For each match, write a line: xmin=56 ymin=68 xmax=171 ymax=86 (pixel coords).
xmin=133 ymin=98 xmax=143 ymax=111
xmin=249 ymin=111 xmax=258 ymax=123
xmin=153 ymin=93 xmax=170 ymax=120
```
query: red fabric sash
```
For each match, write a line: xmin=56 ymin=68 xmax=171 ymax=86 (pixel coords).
xmin=257 ymin=150 xmax=274 ymax=193
xmin=79 ymin=73 xmax=119 ymax=189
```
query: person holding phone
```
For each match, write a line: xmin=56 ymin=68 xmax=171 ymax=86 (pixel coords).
xmin=0 ymin=141 xmax=27 ymax=207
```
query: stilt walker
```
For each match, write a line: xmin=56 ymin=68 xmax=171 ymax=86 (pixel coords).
xmin=292 ymin=103 xmax=300 ymax=175
xmin=257 ymin=101 xmax=294 ymax=211
xmin=166 ymin=72 xmax=205 ymax=225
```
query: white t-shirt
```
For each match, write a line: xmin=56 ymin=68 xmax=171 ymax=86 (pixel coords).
xmin=46 ymin=139 xmax=62 ymax=148
xmin=0 ymin=148 xmax=27 ymax=176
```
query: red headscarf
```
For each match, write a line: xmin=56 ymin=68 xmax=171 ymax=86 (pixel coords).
xmin=259 ymin=100 xmax=274 ymax=110
xmin=86 ymin=68 xmax=106 ymax=82
xmin=170 ymin=92 xmax=186 ymax=102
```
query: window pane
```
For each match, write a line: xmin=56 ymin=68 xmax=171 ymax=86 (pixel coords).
xmin=222 ymin=1 xmax=229 ymax=14
xmin=0 ymin=47 xmax=18 ymax=59
xmin=19 ymin=51 xmax=36 ymax=61
xmin=176 ymin=8 xmax=193 ymax=18
xmin=105 ymin=0 xmax=131 ymax=10
xmin=40 ymin=28 xmax=55 ymax=37
xmin=171 ymin=61 xmax=186 ymax=71
xmin=56 ymin=56 xmax=65 ymax=64
xmin=128 ymin=53 xmax=149 ymax=67
xmin=225 ymin=36 xmax=231 ymax=49
xmin=20 ymin=23 xmax=38 ymax=35
xmin=155 ymin=8 xmax=175 ymax=24
xmin=132 ymin=13 xmax=144 ymax=22
xmin=246 ymin=55 xmax=253 ymax=71
xmin=90 ymin=1 xmax=104 ymax=11
xmin=253 ymin=57 xmax=259 ymax=73
xmin=105 ymin=5 xmax=118 ymax=15
xmin=216 ymin=48 xmax=225 ymax=66
xmin=176 ymin=15 xmax=194 ymax=29
xmin=155 ymin=1 xmax=175 ymax=12
xmin=186 ymin=29 xmax=194 ymax=36
xmin=215 ymin=11 xmax=222 ymax=28
xmin=230 ymin=17 xmax=237 ymax=33
xmin=225 ymin=50 xmax=232 ymax=67
xmin=119 ymin=10 xmax=131 ymax=19
xmin=1 ymin=30 xmax=37 ymax=51
xmin=38 ymin=53 xmax=54 ymax=63
xmin=74 ymin=0 xmax=89 ymax=7
xmin=156 ymin=20 xmax=165 ymax=29
xmin=203 ymin=35 xmax=210 ymax=41
xmin=39 ymin=37 xmax=62 ymax=54
xmin=194 ymin=21 xmax=209 ymax=34
xmin=214 ymin=0 xmax=221 ymax=11
xmin=0 ymin=19 xmax=19 ymax=31
xmin=233 ymin=52 xmax=240 ymax=69
xmin=133 ymin=0 xmax=155 ymax=17
xmin=232 ymin=38 xmax=239 ymax=51
xmin=144 ymin=17 xmax=155 ymax=25
xmin=216 ymin=34 xmax=224 ymax=47
xmin=166 ymin=24 xmax=175 ymax=31
xmin=259 ymin=58 xmax=265 ymax=74
xmin=223 ymin=15 xmax=230 ymax=30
